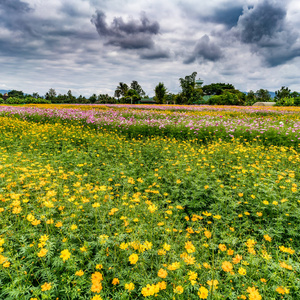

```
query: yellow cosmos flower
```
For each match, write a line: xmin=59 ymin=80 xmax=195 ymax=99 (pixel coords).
xmin=60 ymin=249 xmax=71 ymax=261
xmin=222 ymin=261 xmax=233 ymax=272
xmin=128 ymin=253 xmax=138 ymax=264
xmin=173 ymin=285 xmax=184 ymax=294
xmin=148 ymin=204 xmax=158 ymax=213
xmin=157 ymin=268 xmax=168 ymax=278
xmin=198 ymin=286 xmax=209 ymax=299
xmin=70 ymin=224 xmax=78 ymax=230
xmin=75 ymin=270 xmax=84 ymax=276
xmin=37 ymin=248 xmax=48 ymax=258
xmin=3 ymin=261 xmax=10 ymax=268
xmin=91 ymin=295 xmax=103 ymax=300
xmin=125 ymin=282 xmax=135 ymax=291
xmin=112 ymin=278 xmax=119 ymax=285
xmin=31 ymin=219 xmax=41 ymax=226
xmin=276 ymin=286 xmax=289 ymax=294
xmin=41 ymin=282 xmax=52 ymax=291
xmin=238 ymin=267 xmax=247 ymax=275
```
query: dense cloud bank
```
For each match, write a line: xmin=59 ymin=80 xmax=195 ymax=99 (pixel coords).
xmin=0 ymin=0 xmax=299 ymax=95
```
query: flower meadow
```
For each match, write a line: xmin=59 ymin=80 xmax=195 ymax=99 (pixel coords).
xmin=0 ymin=104 xmax=299 ymax=300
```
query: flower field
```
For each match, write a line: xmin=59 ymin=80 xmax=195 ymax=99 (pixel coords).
xmin=0 ymin=104 xmax=299 ymax=299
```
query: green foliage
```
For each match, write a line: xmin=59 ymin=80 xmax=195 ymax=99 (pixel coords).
xmin=130 ymin=80 xmax=145 ymax=97
xmin=244 ymin=90 xmax=256 ymax=106
xmin=275 ymin=86 xmax=291 ymax=100
xmin=97 ymin=94 xmax=116 ymax=104
xmin=208 ymin=91 xmax=244 ymax=105
xmin=8 ymin=90 xmax=24 ymax=98
xmin=275 ymin=97 xmax=295 ymax=106
xmin=0 ymin=97 xmax=4 ymax=104
xmin=179 ymin=72 xmax=197 ymax=104
xmin=202 ymin=83 xmax=235 ymax=95
xmin=255 ymin=89 xmax=271 ymax=102
xmin=154 ymin=82 xmax=167 ymax=104
xmin=114 ymin=82 xmax=129 ymax=99
xmin=45 ymin=88 xmax=57 ymax=100
xmin=5 ymin=97 xmax=51 ymax=104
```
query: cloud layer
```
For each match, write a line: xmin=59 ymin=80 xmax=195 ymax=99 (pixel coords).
xmin=0 ymin=0 xmax=299 ymax=96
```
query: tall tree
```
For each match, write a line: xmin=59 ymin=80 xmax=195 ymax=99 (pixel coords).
xmin=32 ymin=92 xmax=41 ymax=99
xmin=275 ymin=86 xmax=291 ymax=100
xmin=255 ymin=89 xmax=271 ymax=102
xmin=154 ymin=82 xmax=167 ymax=104
xmin=45 ymin=88 xmax=57 ymax=100
xmin=130 ymin=80 xmax=145 ymax=97
xmin=8 ymin=90 xmax=24 ymax=98
xmin=179 ymin=72 xmax=197 ymax=102
xmin=179 ymin=72 xmax=204 ymax=104
xmin=89 ymin=93 xmax=97 ymax=103
xmin=114 ymin=82 xmax=129 ymax=98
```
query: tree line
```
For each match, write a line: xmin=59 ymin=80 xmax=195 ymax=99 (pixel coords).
xmin=1 ymin=72 xmax=299 ymax=106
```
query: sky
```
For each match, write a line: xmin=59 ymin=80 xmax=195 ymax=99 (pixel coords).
xmin=1 ymin=0 xmax=300 ymax=97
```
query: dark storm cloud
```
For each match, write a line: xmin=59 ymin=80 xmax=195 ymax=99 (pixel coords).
xmin=204 ymin=6 xmax=243 ymax=28
xmin=234 ymin=0 xmax=300 ymax=66
xmin=91 ymin=10 xmax=160 ymax=50
xmin=238 ymin=1 xmax=286 ymax=44
xmin=140 ymin=49 xmax=170 ymax=60
xmin=184 ymin=35 xmax=223 ymax=64
xmin=0 ymin=0 xmax=32 ymax=13
xmin=0 ymin=0 xmax=100 ymax=61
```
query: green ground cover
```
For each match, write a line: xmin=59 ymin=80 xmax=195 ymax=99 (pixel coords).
xmin=0 ymin=112 xmax=299 ymax=300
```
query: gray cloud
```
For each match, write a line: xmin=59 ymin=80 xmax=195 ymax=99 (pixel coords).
xmin=140 ymin=48 xmax=170 ymax=60
xmin=184 ymin=35 xmax=223 ymax=64
xmin=204 ymin=6 xmax=244 ymax=28
xmin=234 ymin=0 xmax=300 ymax=66
xmin=91 ymin=10 xmax=160 ymax=50
xmin=1 ymin=0 xmax=300 ymax=96
xmin=238 ymin=1 xmax=286 ymax=44
xmin=0 ymin=0 xmax=32 ymax=13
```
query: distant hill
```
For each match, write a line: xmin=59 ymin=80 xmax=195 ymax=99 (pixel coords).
xmin=0 ymin=90 xmax=11 ymax=94
xmin=269 ymin=92 xmax=275 ymax=99
xmin=243 ymin=91 xmax=276 ymax=99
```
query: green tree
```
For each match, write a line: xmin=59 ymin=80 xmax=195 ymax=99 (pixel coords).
xmin=208 ymin=91 xmax=240 ymax=105
xmin=89 ymin=94 xmax=97 ymax=104
xmin=154 ymin=82 xmax=167 ymax=104
xmin=165 ymin=93 xmax=177 ymax=104
xmin=8 ymin=90 xmax=24 ymax=98
xmin=202 ymin=83 xmax=235 ymax=95
xmin=32 ymin=92 xmax=41 ymax=99
xmin=255 ymin=89 xmax=271 ymax=102
xmin=290 ymin=91 xmax=300 ymax=98
xmin=114 ymin=82 xmax=129 ymax=99
xmin=245 ymin=90 xmax=256 ymax=106
xmin=67 ymin=90 xmax=76 ymax=103
xmin=45 ymin=88 xmax=57 ymax=100
xmin=179 ymin=72 xmax=197 ymax=104
xmin=275 ymin=86 xmax=291 ymax=100
xmin=97 ymin=94 xmax=116 ymax=104
xmin=125 ymin=89 xmax=141 ymax=104
xmin=130 ymin=81 xmax=145 ymax=97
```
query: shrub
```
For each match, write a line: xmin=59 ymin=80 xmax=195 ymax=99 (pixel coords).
xmin=275 ymin=97 xmax=294 ymax=106
xmin=5 ymin=97 xmax=51 ymax=104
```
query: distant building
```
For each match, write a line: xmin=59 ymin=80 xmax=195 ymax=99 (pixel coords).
xmin=3 ymin=93 xmax=8 ymax=101
xmin=252 ymin=102 xmax=276 ymax=106
xmin=195 ymin=79 xmax=204 ymax=89
xmin=138 ymin=98 xmax=156 ymax=104
xmin=202 ymin=95 xmax=212 ymax=102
